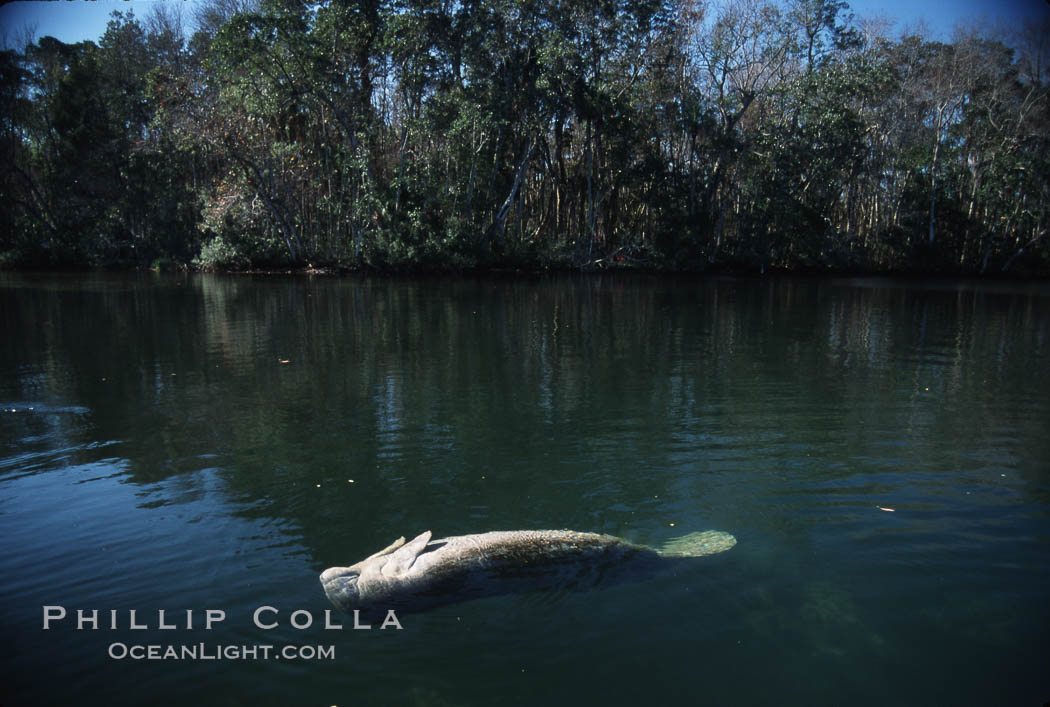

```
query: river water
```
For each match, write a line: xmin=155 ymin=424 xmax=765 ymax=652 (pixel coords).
xmin=1 ymin=273 xmax=1048 ymax=706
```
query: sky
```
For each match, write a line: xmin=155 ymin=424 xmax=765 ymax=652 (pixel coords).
xmin=0 ymin=0 xmax=205 ymax=48
xmin=1 ymin=0 xmax=1048 ymax=49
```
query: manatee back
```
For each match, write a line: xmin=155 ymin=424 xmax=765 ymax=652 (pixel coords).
xmin=430 ymin=530 xmax=652 ymax=575
xmin=417 ymin=530 xmax=660 ymax=597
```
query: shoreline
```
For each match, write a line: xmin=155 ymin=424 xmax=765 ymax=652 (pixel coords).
xmin=3 ymin=260 xmax=1046 ymax=282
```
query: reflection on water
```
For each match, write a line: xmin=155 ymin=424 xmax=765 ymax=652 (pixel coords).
xmin=1 ymin=273 xmax=1049 ymax=706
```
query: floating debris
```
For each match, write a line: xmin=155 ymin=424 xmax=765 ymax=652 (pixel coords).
xmin=877 ymin=506 xmax=895 ymax=512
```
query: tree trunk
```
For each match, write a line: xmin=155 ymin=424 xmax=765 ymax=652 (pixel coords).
xmin=585 ymin=119 xmax=595 ymax=254
xmin=928 ymin=136 xmax=940 ymax=245
xmin=488 ymin=138 xmax=536 ymax=245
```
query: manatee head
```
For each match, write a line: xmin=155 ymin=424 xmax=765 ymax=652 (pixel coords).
xmin=319 ymin=565 xmax=362 ymax=611
xmin=320 ymin=531 xmax=433 ymax=612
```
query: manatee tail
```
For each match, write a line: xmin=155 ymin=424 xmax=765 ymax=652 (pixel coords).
xmin=656 ymin=530 xmax=737 ymax=558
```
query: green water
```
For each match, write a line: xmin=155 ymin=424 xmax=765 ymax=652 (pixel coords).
xmin=2 ymin=273 xmax=1048 ymax=706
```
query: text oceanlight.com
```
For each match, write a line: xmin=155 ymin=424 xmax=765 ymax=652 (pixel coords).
xmin=107 ymin=642 xmax=335 ymax=661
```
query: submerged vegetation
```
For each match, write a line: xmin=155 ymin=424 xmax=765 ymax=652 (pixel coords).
xmin=1 ymin=0 xmax=1048 ymax=274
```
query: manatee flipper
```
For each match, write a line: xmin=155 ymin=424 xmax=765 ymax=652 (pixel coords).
xmin=382 ymin=530 xmax=433 ymax=576
xmin=364 ymin=536 xmax=407 ymax=562
xmin=656 ymin=530 xmax=737 ymax=558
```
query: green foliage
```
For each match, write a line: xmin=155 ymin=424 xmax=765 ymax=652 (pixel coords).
xmin=1 ymin=1 xmax=1047 ymax=274
xmin=195 ymin=235 xmax=252 ymax=270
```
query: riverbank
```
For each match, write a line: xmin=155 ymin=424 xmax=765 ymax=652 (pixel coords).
xmin=4 ymin=255 xmax=1046 ymax=280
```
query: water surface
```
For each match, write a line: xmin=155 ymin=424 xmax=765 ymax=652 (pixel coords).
xmin=2 ymin=273 xmax=1048 ymax=706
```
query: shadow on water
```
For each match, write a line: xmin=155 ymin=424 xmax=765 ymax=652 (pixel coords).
xmin=1 ymin=272 xmax=1049 ymax=706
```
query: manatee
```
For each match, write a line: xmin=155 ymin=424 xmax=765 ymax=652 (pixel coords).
xmin=320 ymin=528 xmax=736 ymax=614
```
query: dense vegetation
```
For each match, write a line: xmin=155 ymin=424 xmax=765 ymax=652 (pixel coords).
xmin=2 ymin=0 xmax=1048 ymax=274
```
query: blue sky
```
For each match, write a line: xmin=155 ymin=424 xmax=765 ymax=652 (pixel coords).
xmin=0 ymin=1 xmax=204 ymax=47
xmin=848 ymin=0 xmax=1049 ymax=37
xmin=1 ymin=0 xmax=1047 ymax=48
